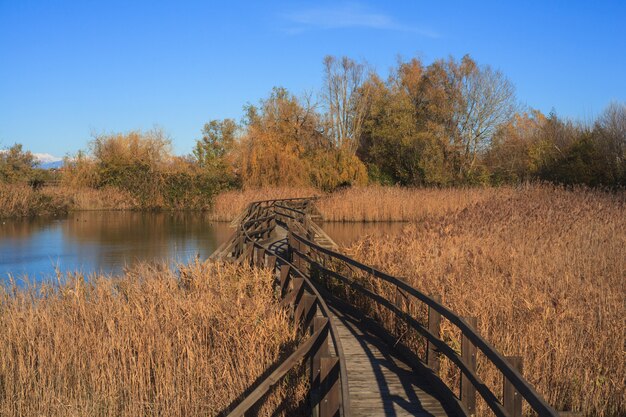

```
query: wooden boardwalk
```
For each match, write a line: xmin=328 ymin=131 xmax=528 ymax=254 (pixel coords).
xmin=217 ymin=198 xmax=560 ymax=417
xmin=259 ymin=228 xmax=458 ymax=416
xmin=330 ymin=306 xmax=453 ymax=417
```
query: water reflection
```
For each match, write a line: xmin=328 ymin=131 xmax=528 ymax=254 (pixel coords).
xmin=0 ymin=212 xmax=233 ymax=281
xmin=0 ymin=213 xmax=405 ymax=282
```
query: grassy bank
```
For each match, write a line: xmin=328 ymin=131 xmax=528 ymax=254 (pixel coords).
xmin=0 ymin=184 xmax=140 ymax=219
xmin=0 ymin=184 xmax=316 ymax=220
xmin=341 ymin=185 xmax=625 ymax=416
xmin=0 ymin=261 xmax=305 ymax=416
xmin=0 ymin=183 xmax=71 ymax=218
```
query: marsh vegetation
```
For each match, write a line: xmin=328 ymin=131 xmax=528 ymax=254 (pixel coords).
xmin=0 ymin=262 xmax=306 ymax=416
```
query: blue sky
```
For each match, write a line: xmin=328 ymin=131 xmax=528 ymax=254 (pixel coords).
xmin=1 ymin=1 xmax=625 ymax=159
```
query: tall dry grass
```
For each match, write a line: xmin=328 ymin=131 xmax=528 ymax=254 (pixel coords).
xmin=207 ymin=185 xmax=494 ymax=223
xmin=0 ymin=183 xmax=70 ymax=218
xmin=317 ymin=185 xmax=497 ymax=222
xmin=207 ymin=187 xmax=318 ymax=221
xmin=342 ymin=184 xmax=625 ymax=416
xmin=0 ymin=183 xmax=172 ymax=218
xmin=46 ymin=185 xmax=139 ymax=211
xmin=0 ymin=261 xmax=305 ymax=416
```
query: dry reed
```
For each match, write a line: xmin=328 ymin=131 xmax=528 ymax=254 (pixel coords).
xmin=0 ymin=261 xmax=306 ymax=416
xmin=317 ymin=185 xmax=496 ymax=222
xmin=0 ymin=183 xmax=70 ymax=218
xmin=342 ymin=184 xmax=625 ymax=416
xmin=46 ymin=185 xmax=139 ymax=211
xmin=0 ymin=184 xmax=140 ymax=218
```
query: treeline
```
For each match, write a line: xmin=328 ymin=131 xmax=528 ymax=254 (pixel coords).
xmin=2 ymin=53 xmax=624 ymax=212
xmin=198 ymin=54 xmax=625 ymax=189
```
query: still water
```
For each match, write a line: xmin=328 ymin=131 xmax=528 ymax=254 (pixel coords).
xmin=0 ymin=212 xmax=405 ymax=282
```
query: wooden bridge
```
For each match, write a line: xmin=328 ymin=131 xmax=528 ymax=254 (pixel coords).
xmin=212 ymin=198 xmax=563 ymax=417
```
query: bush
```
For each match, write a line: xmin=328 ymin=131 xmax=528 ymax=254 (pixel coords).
xmin=0 ymin=144 xmax=37 ymax=184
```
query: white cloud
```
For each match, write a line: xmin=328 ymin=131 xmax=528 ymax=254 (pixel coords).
xmin=280 ymin=3 xmax=438 ymax=38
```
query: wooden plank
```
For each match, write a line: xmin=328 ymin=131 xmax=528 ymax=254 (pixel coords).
xmin=329 ymin=308 xmax=450 ymax=417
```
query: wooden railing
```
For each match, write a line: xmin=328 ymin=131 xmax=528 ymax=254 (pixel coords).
xmin=218 ymin=198 xmax=562 ymax=417
xmin=276 ymin=201 xmax=559 ymax=417
xmin=219 ymin=198 xmax=351 ymax=417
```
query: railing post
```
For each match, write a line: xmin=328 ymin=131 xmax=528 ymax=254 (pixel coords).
xmin=294 ymin=238 xmax=301 ymax=270
xmin=256 ymin=248 xmax=266 ymax=268
xmin=267 ymin=255 xmax=277 ymax=271
xmin=246 ymin=244 xmax=254 ymax=267
xmin=295 ymin=293 xmax=315 ymax=328
xmin=427 ymin=294 xmax=442 ymax=375
xmin=236 ymin=235 xmax=244 ymax=258
xmin=311 ymin=317 xmax=330 ymax=417
xmin=461 ymin=316 xmax=478 ymax=416
xmin=287 ymin=231 xmax=294 ymax=263
xmin=394 ymin=287 xmax=407 ymax=338
xmin=503 ymin=356 xmax=523 ymax=417
xmin=279 ymin=264 xmax=291 ymax=297
xmin=319 ymin=357 xmax=340 ymax=417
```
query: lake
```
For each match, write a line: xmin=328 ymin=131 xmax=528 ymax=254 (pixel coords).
xmin=0 ymin=211 xmax=406 ymax=282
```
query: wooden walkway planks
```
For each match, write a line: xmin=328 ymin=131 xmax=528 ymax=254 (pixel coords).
xmin=330 ymin=307 xmax=452 ymax=417
xmin=216 ymin=206 xmax=461 ymax=417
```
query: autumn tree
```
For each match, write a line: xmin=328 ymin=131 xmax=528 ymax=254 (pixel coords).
xmin=237 ymin=86 xmax=366 ymax=190
xmin=193 ymin=119 xmax=238 ymax=186
xmin=239 ymin=87 xmax=319 ymax=187
xmin=536 ymin=105 xmax=626 ymax=186
xmin=322 ymin=56 xmax=372 ymax=154
xmin=0 ymin=143 xmax=38 ymax=183
xmin=485 ymin=109 xmax=547 ymax=183
xmin=593 ymin=102 xmax=626 ymax=185
xmin=358 ymin=69 xmax=427 ymax=185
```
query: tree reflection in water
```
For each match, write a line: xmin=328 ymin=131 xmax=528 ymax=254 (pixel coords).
xmin=0 ymin=212 xmax=233 ymax=282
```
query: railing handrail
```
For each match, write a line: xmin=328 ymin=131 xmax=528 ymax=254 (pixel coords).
xmin=221 ymin=197 xmax=558 ymax=417
xmin=222 ymin=198 xmax=351 ymax=417
xmin=282 ymin=211 xmax=558 ymax=417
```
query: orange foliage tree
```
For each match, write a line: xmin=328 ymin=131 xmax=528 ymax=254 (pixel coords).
xmin=236 ymin=87 xmax=366 ymax=190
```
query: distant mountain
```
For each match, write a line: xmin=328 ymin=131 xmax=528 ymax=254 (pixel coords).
xmin=0 ymin=149 xmax=64 ymax=169
xmin=33 ymin=153 xmax=63 ymax=170
xmin=39 ymin=160 xmax=64 ymax=170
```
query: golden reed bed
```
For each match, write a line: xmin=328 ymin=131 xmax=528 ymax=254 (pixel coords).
xmin=0 ymin=183 xmax=138 ymax=218
xmin=207 ymin=185 xmax=505 ymax=222
xmin=342 ymin=185 xmax=625 ymax=417
xmin=0 ymin=262 xmax=305 ymax=417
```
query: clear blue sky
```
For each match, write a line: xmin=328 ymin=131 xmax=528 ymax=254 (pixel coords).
xmin=1 ymin=0 xmax=625 ymax=158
